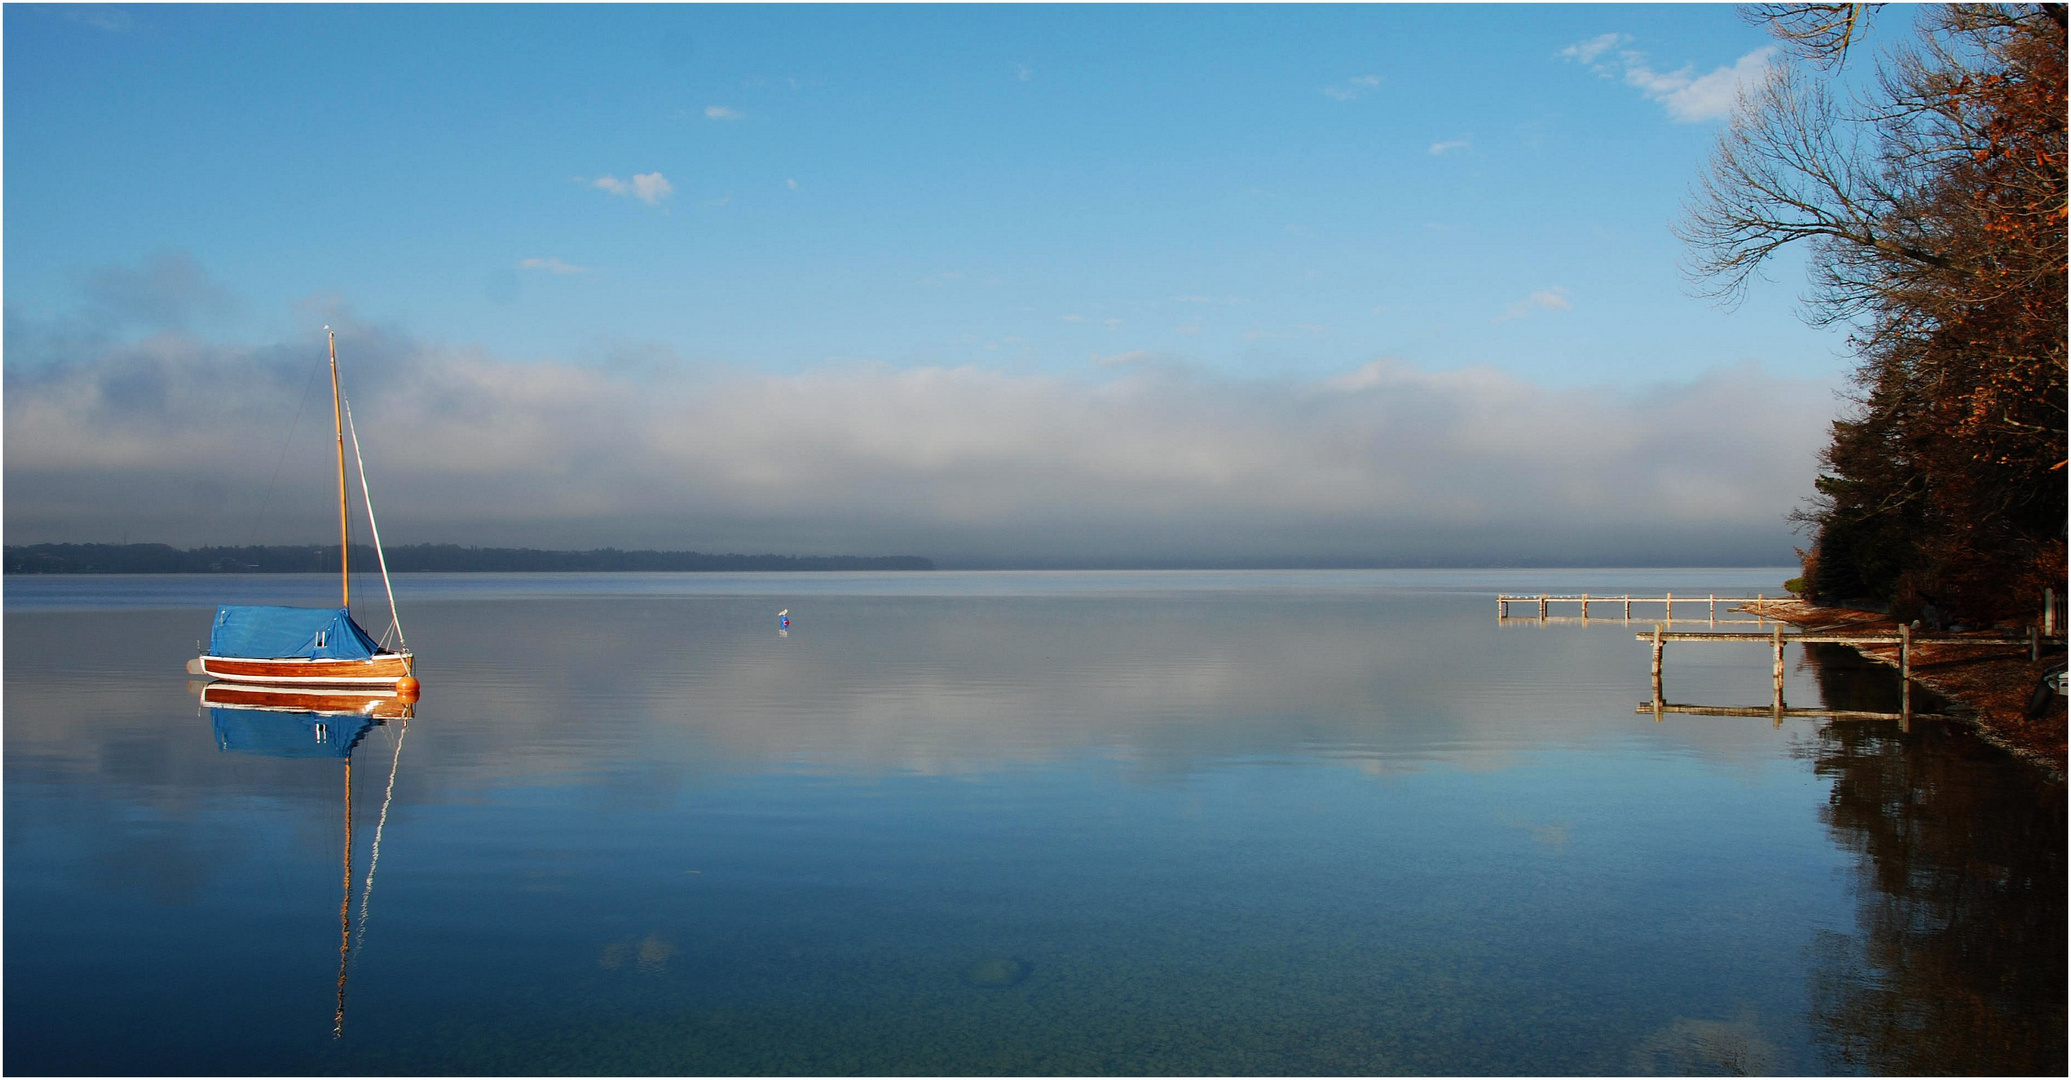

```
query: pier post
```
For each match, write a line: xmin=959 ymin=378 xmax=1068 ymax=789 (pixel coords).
xmin=1650 ymin=624 xmax=1664 ymax=722
xmin=1710 ymin=594 xmax=1717 ymax=624
xmin=1664 ymin=592 xmax=1672 ymax=622
xmin=1771 ymin=623 xmax=1785 ymax=726
xmin=1623 ymin=595 xmax=1631 ymax=620
xmin=1899 ymin=623 xmax=1912 ymax=732
xmin=1539 ymin=594 xmax=1548 ymax=620
xmin=1499 ymin=595 xmax=1506 ymax=619
xmin=1581 ymin=593 xmax=1589 ymax=619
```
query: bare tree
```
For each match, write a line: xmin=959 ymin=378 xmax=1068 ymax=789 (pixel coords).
xmin=1744 ymin=3 xmax=1881 ymax=68
xmin=1681 ymin=3 xmax=2066 ymax=618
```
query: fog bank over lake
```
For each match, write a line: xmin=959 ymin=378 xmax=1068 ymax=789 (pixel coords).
xmin=6 ymin=315 xmax=1834 ymax=566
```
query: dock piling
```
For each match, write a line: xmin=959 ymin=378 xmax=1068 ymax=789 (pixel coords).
xmin=1771 ymin=622 xmax=1785 ymax=726
xmin=1650 ymin=624 xmax=1665 ymax=722
xmin=1899 ymin=623 xmax=1912 ymax=732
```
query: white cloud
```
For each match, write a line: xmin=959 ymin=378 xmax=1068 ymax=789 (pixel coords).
xmin=1093 ymin=349 xmax=1153 ymax=367
xmin=1495 ymin=287 xmax=1571 ymax=323
xmin=592 ymin=172 xmax=675 ymax=205
xmin=1060 ymin=314 xmax=1084 ymax=323
xmin=1565 ymin=36 xmax=1775 ymax=123
xmin=1560 ymin=32 xmax=1628 ymax=67
xmin=705 ymin=105 xmax=744 ymax=120
xmin=785 ymin=178 xmax=800 ymax=191
xmin=517 ymin=257 xmax=591 ymax=275
xmin=1014 ymin=63 xmax=1034 ymax=82
xmin=65 ymin=7 xmax=133 ymax=31
xmin=1322 ymin=74 xmax=1382 ymax=101
xmin=1428 ymin=139 xmax=1470 ymax=156
xmin=1624 ymin=47 xmax=1775 ymax=122
xmin=633 ymin=173 xmax=674 ymax=204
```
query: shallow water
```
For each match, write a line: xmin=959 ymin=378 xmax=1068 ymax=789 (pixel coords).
xmin=6 ymin=570 xmax=2062 ymax=1075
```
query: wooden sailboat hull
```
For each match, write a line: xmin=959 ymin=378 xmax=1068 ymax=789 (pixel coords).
xmin=200 ymin=682 xmax=416 ymax=719
xmin=194 ymin=652 xmax=414 ymax=687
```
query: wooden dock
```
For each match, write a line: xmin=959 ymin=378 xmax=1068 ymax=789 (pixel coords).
xmin=1496 ymin=591 xmax=2057 ymax=730
xmin=1634 ymin=622 xmax=1977 ymax=729
xmin=1497 ymin=593 xmax=1774 ymax=623
xmin=1635 ymin=702 xmax=1943 ymax=723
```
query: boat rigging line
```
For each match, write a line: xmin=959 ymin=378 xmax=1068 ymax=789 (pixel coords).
xmin=244 ymin=355 xmax=327 ymax=548
xmin=343 ymin=396 xmax=405 ymax=650
xmin=353 ymin=721 xmax=408 ymax=958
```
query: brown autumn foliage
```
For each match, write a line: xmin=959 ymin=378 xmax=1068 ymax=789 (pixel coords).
xmin=1683 ymin=4 xmax=2066 ymax=624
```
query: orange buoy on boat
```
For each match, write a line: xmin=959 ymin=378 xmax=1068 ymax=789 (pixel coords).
xmin=394 ymin=676 xmax=421 ymax=702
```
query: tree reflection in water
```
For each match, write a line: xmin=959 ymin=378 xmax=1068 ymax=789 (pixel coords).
xmin=1799 ymin=644 xmax=2066 ymax=1075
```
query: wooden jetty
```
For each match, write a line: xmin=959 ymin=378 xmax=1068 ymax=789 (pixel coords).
xmin=1635 ymin=702 xmax=1940 ymax=722
xmin=1634 ymin=622 xmax=1987 ymax=730
xmin=1497 ymin=593 xmax=1773 ymax=624
xmin=1496 ymin=591 xmax=2057 ymax=730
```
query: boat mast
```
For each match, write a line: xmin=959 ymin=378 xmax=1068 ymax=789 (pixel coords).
xmin=329 ymin=328 xmax=350 ymax=610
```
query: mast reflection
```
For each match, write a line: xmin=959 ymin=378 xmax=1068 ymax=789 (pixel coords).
xmin=200 ymin=683 xmax=415 ymax=1041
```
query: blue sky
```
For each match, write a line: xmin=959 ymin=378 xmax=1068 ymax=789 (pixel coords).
xmin=4 ymin=4 xmax=1877 ymax=564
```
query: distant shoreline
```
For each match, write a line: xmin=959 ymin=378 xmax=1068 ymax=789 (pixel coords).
xmin=3 ymin=543 xmax=934 ymax=574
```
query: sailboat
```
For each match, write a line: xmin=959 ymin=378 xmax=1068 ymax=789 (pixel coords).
xmin=189 ymin=329 xmax=419 ymax=697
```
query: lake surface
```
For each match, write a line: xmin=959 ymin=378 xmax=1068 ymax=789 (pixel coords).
xmin=6 ymin=570 xmax=2063 ymax=1075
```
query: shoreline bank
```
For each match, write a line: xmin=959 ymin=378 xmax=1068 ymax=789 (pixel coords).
xmin=1745 ymin=598 xmax=2066 ymax=780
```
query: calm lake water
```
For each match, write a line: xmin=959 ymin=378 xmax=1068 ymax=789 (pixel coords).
xmin=6 ymin=570 xmax=2063 ymax=1075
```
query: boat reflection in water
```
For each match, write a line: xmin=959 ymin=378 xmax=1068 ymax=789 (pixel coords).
xmin=199 ymin=682 xmax=414 ymax=1040
xmin=204 ymin=682 xmax=413 ymax=756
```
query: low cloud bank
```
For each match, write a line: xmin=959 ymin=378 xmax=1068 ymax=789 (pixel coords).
xmin=4 ymin=315 xmax=1835 ymax=566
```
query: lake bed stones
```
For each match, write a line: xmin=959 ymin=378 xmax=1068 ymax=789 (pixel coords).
xmin=962 ymin=957 xmax=1031 ymax=989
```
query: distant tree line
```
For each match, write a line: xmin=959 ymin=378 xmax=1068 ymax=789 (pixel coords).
xmin=1681 ymin=4 xmax=2065 ymax=623
xmin=3 ymin=543 xmax=933 ymax=574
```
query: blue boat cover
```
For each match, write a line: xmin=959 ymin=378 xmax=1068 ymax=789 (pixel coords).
xmin=211 ymin=707 xmax=374 ymax=758
xmin=208 ymin=605 xmax=381 ymax=660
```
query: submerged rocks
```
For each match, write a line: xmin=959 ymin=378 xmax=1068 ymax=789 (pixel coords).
xmin=962 ymin=957 xmax=1032 ymax=989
